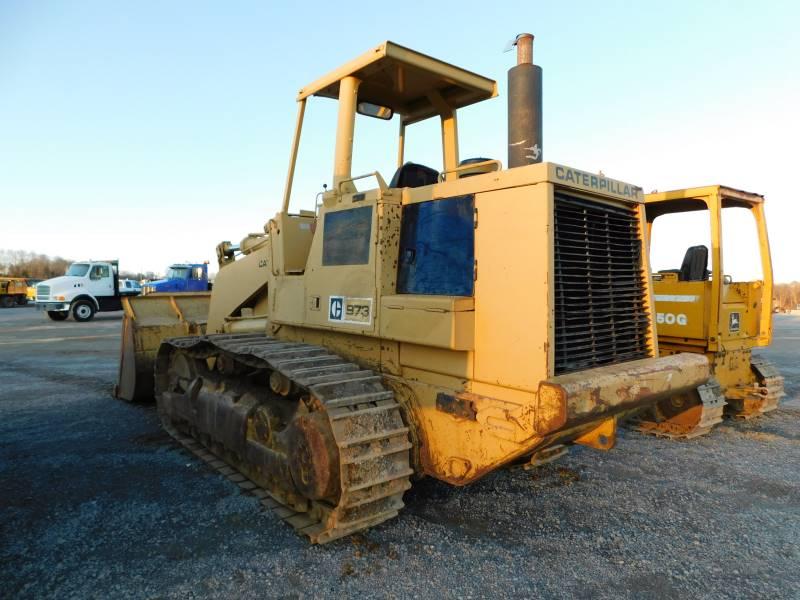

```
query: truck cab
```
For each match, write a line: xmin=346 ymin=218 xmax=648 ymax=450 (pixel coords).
xmin=119 ymin=279 xmax=142 ymax=295
xmin=143 ymin=263 xmax=210 ymax=294
xmin=35 ymin=260 xmax=123 ymax=321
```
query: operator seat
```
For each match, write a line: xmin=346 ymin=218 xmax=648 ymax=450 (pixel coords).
xmin=678 ymin=245 xmax=710 ymax=281
xmin=458 ymin=157 xmax=495 ymax=177
xmin=390 ymin=162 xmax=439 ymax=188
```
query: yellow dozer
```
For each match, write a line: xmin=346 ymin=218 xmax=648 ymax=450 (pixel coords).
xmin=116 ymin=35 xmax=709 ymax=543
xmin=633 ymin=185 xmax=784 ymax=438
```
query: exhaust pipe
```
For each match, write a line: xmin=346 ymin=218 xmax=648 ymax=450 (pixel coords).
xmin=508 ymin=33 xmax=543 ymax=168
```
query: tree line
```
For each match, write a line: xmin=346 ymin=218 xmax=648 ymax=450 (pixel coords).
xmin=0 ymin=249 xmax=72 ymax=279
xmin=774 ymin=282 xmax=800 ymax=312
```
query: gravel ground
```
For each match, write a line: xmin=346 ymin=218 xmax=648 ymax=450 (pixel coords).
xmin=1 ymin=307 xmax=798 ymax=599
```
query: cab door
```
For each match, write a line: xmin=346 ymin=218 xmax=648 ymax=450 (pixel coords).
xmin=188 ymin=266 xmax=205 ymax=291
xmin=87 ymin=264 xmax=113 ymax=298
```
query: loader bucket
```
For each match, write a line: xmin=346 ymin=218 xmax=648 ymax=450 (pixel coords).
xmin=115 ymin=292 xmax=211 ymax=402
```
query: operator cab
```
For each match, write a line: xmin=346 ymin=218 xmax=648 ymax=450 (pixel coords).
xmin=645 ymin=186 xmax=773 ymax=349
xmin=266 ymin=42 xmax=499 ymax=277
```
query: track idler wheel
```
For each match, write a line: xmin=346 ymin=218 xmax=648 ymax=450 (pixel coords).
xmin=287 ymin=412 xmax=341 ymax=501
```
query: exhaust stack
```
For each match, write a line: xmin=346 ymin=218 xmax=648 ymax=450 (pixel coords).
xmin=508 ymin=33 xmax=543 ymax=168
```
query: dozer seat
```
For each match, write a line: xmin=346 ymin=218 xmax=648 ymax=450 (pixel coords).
xmin=390 ymin=162 xmax=439 ymax=188
xmin=657 ymin=245 xmax=710 ymax=281
xmin=678 ymin=245 xmax=710 ymax=281
xmin=458 ymin=157 xmax=495 ymax=178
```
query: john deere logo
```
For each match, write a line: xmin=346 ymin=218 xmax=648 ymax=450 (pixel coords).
xmin=729 ymin=312 xmax=741 ymax=332
xmin=329 ymin=297 xmax=343 ymax=321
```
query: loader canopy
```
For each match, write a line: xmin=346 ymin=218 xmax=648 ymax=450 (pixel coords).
xmin=298 ymin=41 xmax=497 ymax=125
xmin=283 ymin=41 xmax=499 ymax=210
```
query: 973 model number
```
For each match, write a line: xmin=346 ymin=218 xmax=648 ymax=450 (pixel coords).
xmin=328 ymin=296 xmax=372 ymax=325
xmin=346 ymin=304 xmax=370 ymax=318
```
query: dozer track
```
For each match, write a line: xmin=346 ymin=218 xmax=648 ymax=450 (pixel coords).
xmin=725 ymin=356 xmax=785 ymax=419
xmin=155 ymin=333 xmax=413 ymax=544
xmin=630 ymin=379 xmax=726 ymax=439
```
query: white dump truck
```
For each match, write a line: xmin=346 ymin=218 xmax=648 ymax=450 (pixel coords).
xmin=35 ymin=259 xmax=138 ymax=322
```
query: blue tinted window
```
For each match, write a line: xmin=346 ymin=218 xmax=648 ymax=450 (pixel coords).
xmin=397 ymin=195 xmax=474 ymax=296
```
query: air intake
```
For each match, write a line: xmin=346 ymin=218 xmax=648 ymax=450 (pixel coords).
xmin=553 ymin=192 xmax=651 ymax=374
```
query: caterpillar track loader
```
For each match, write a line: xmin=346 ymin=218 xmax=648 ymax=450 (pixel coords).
xmin=116 ymin=35 xmax=709 ymax=543
xmin=633 ymin=186 xmax=784 ymax=438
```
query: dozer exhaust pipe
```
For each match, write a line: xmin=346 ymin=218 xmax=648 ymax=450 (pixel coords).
xmin=508 ymin=33 xmax=543 ymax=168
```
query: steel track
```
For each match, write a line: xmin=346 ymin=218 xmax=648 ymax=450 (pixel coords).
xmin=157 ymin=333 xmax=413 ymax=543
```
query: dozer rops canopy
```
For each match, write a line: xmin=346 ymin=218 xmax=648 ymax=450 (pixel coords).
xmin=297 ymin=41 xmax=498 ymax=124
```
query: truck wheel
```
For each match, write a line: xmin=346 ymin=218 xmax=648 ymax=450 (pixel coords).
xmin=72 ymin=301 xmax=96 ymax=322
xmin=0 ymin=296 xmax=13 ymax=308
xmin=48 ymin=311 xmax=69 ymax=321
xmin=16 ymin=296 xmax=28 ymax=306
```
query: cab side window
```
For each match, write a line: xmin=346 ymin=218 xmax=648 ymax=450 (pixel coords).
xmin=90 ymin=265 xmax=110 ymax=280
xmin=323 ymin=206 xmax=373 ymax=266
xmin=192 ymin=267 xmax=204 ymax=280
xmin=397 ymin=195 xmax=475 ymax=296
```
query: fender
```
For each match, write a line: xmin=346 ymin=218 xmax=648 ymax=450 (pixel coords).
xmin=70 ymin=293 xmax=99 ymax=311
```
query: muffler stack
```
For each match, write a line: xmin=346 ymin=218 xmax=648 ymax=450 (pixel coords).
xmin=508 ymin=33 xmax=543 ymax=168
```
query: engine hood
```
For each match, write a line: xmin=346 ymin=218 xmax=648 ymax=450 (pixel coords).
xmin=146 ymin=279 xmax=171 ymax=288
xmin=38 ymin=275 xmax=86 ymax=292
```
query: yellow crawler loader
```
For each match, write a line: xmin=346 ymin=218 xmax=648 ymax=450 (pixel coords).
xmin=116 ymin=35 xmax=709 ymax=543
xmin=633 ymin=185 xmax=784 ymax=438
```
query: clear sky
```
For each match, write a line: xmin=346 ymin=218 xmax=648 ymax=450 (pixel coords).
xmin=2 ymin=1 xmax=798 ymax=281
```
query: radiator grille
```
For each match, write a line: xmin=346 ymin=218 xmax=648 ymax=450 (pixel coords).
xmin=36 ymin=285 xmax=50 ymax=300
xmin=554 ymin=192 xmax=651 ymax=374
